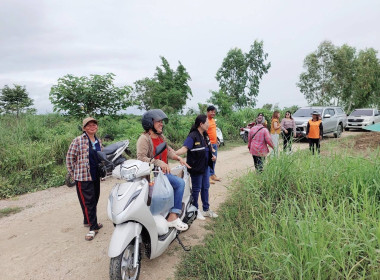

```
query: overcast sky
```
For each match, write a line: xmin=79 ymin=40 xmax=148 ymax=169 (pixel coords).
xmin=1 ymin=0 xmax=379 ymax=114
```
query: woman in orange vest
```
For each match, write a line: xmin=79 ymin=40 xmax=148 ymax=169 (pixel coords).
xmin=306 ymin=111 xmax=323 ymax=154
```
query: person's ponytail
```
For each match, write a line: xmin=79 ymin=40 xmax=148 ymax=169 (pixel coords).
xmin=190 ymin=114 xmax=207 ymax=133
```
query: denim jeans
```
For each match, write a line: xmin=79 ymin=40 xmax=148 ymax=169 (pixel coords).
xmin=190 ymin=168 xmax=210 ymax=211
xmin=209 ymin=144 xmax=218 ymax=176
xmin=166 ymin=173 xmax=185 ymax=215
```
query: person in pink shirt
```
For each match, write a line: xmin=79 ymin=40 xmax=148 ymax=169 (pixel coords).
xmin=248 ymin=115 xmax=274 ymax=172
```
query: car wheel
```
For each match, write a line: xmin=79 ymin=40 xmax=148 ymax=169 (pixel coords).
xmin=334 ymin=124 xmax=343 ymax=138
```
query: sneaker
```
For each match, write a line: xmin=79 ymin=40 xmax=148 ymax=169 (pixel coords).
xmin=210 ymin=175 xmax=221 ymax=181
xmin=196 ymin=210 xmax=206 ymax=220
xmin=203 ymin=209 xmax=218 ymax=218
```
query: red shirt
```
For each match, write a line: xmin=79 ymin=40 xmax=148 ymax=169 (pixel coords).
xmin=151 ymin=137 xmax=168 ymax=163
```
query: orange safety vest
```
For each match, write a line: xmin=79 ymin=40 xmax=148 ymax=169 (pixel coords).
xmin=308 ymin=120 xmax=322 ymax=139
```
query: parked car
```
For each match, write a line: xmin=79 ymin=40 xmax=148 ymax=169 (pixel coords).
xmin=345 ymin=108 xmax=380 ymax=131
xmin=293 ymin=106 xmax=347 ymax=138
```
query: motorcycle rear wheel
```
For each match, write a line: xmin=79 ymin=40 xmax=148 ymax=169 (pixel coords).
xmin=110 ymin=241 xmax=141 ymax=280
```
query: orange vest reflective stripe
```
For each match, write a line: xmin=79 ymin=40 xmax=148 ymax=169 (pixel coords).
xmin=308 ymin=120 xmax=321 ymax=139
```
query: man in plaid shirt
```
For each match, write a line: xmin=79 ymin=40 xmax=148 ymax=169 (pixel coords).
xmin=66 ymin=117 xmax=103 ymax=241
xmin=247 ymin=115 xmax=274 ymax=172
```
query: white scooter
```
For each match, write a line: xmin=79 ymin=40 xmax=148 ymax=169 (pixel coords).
xmin=101 ymin=142 xmax=197 ymax=280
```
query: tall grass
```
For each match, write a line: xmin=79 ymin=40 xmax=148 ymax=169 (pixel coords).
xmin=176 ymin=146 xmax=380 ymax=279
xmin=0 ymin=108 xmax=262 ymax=198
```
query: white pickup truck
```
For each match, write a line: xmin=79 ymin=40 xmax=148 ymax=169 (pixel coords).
xmin=346 ymin=108 xmax=380 ymax=130
xmin=293 ymin=106 xmax=347 ymax=138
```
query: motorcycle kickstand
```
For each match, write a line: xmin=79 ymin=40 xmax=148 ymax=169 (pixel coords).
xmin=175 ymin=233 xmax=191 ymax=252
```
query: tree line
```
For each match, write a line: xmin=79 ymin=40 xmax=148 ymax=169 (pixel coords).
xmin=297 ymin=40 xmax=380 ymax=112
xmin=1 ymin=39 xmax=379 ymax=118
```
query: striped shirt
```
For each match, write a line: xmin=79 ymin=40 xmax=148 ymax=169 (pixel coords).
xmin=248 ymin=124 xmax=273 ymax=156
xmin=280 ymin=118 xmax=296 ymax=132
xmin=66 ymin=133 xmax=102 ymax=182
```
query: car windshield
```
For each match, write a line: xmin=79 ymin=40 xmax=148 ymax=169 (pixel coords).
xmin=293 ymin=109 xmax=321 ymax=117
xmin=349 ymin=110 xmax=373 ymax=116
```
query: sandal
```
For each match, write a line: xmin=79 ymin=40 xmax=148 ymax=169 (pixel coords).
xmin=167 ymin=218 xmax=189 ymax=231
xmin=85 ymin=230 xmax=98 ymax=241
xmin=84 ymin=223 xmax=103 ymax=229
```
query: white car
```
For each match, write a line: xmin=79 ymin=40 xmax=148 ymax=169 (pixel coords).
xmin=346 ymin=108 xmax=380 ymax=131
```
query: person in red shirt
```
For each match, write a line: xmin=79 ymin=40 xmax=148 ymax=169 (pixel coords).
xmin=206 ymin=105 xmax=220 ymax=184
xmin=136 ymin=109 xmax=189 ymax=231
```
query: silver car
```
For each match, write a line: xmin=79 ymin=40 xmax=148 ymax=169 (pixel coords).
xmin=293 ymin=106 xmax=347 ymax=138
xmin=346 ymin=108 xmax=380 ymax=130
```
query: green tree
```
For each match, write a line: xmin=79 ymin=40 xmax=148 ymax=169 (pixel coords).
xmin=49 ymin=73 xmax=133 ymax=118
xmin=298 ymin=41 xmax=380 ymax=111
xmin=216 ymin=40 xmax=271 ymax=108
xmin=197 ymin=103 xmax=208 ymax=114
xmin=261 ymin=103 xmax=273 ymax=111
xmin=134 ymin=57 xmax=192 ymax=114
xmin=352 ymin=48 xmax=380 ymax=110
xmin=0 ymin=84 xmax=34 ymax=117
xmin=331 ymin=44 xmax=357 ymax=110
xmin=208 ymin=90 xmax=235 ymax=116
xmin=297 ymin=41 xmax=336 ymax=106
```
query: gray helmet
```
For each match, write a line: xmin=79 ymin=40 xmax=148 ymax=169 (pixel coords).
xmin=141 ymin=109 xmax=168 ymax=131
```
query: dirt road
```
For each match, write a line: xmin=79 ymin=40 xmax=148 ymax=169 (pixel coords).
xmin=0 ymin=133 xmax=360 ymax=280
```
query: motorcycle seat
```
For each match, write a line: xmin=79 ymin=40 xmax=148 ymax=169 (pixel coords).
xmin=103 ymin=141 xmax=127 ymax=155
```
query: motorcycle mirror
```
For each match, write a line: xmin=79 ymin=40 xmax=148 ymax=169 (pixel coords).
xmin=152 ymin=142 xmax=167 ymax=160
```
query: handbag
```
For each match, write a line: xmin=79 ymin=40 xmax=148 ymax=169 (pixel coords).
xmin=97 ymin=162 xmax=107 ymax=178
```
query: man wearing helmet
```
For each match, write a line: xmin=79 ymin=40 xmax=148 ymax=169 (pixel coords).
xmin=137 ymin=109 xmax=190 ymax=231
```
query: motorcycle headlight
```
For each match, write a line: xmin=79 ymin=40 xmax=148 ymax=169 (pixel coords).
xmin=120 ymin=165 xmax=138 ymax=181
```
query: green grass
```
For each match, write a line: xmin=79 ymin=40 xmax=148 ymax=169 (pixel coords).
xmin=176 ymin=143 xmax=380 ymax=279
xmin=0 ymin=207 xmax=23 ymax=218
xmin=0 ymin=110 xmax=259 ymax=198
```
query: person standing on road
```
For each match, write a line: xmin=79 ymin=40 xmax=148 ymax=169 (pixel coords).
xmin=66 ymin=117 xmax=103 ymax=241
xmin=207 ymin=105 xmax=221 ymax=184
xmin=270 ymin=111 xmax=281 ymax=156
xmin=306 ymin=111 xmax=323 ymax=155
xmin=281 ymin=111 xmax=297 ymax=153
xmin=175 ymin=114 xmax=218 ymax=220
xmin=137 ymin=109 xmax=189 ymax=231
xmin=248 ymin=115 xmax=274 ymax=172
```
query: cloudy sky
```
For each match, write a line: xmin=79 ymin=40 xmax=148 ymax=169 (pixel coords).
xmin=1 ymin=0 xmax=379 ymax=114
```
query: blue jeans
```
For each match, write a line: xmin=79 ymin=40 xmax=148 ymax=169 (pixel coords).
xmin=190 ymin=168 xmax=210 ymax=211
xmin=167 ymin=173 xmax=185 ymax=215
xmin=209 ymin=144 xmax=218 ymax=176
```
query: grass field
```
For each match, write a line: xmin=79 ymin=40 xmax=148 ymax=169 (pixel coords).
xmin=176 ymin=136 xmax=380 ymax=280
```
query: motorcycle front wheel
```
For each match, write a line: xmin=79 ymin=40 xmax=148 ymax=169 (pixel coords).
xmin=110 ymin=241 xmax=141 ymax=280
